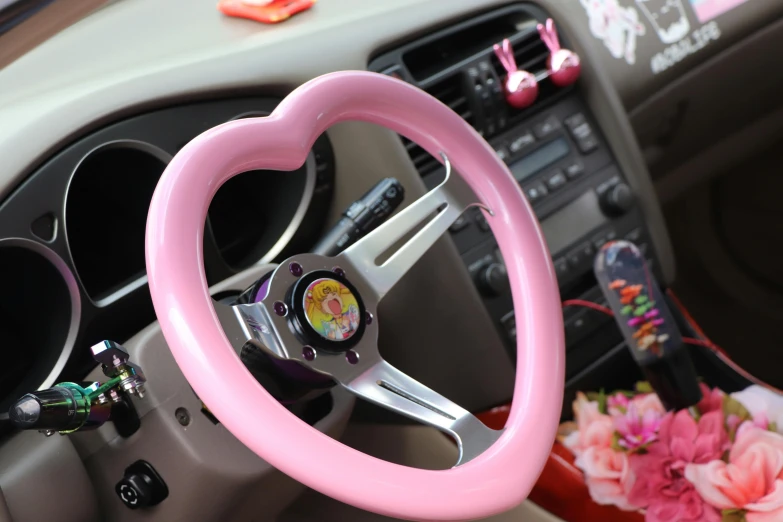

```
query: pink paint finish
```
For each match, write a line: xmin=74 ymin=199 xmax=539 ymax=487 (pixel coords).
xmin=145 ymin=71 xmax=565 ymax=521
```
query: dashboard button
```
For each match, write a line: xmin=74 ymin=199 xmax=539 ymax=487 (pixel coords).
xmin=554 ymin=258 xmax=570 ymax=280
xmin=501 ymin=312 xmax=516 ymax=341
xmin=565 ymin=161 xmax=585 ymax=179
xmin=592 ymin=229 xmax=618 ymax=250
xmin=564 ymin=113 xmax=587 ymax=130
xmin=545 ymin=170 xmax=567 ymax=191
xmin=473 ymin=210 xmax=490 ymax=232
xmin=115 ymin=461 xmax=168 ymax=510
xmin=533 ymin=116 xmax=561 ymax=139
xmin=449 ymin=214 xmax=470 ymax=233
xmin=524 ymin=182 xmax=548 ymax=204
xmin=509 ymin=131 xmax=535 ymax=154
xmin=625 ymin=227 xmax=643 ymax=242
xmin=577 ymin=135 xmax=599 ymax=154
xmin=567 ymin=242 xmax=595 ymax=269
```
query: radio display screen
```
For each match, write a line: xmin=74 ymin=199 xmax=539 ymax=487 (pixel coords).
xmin=509 ymin=138 xmax=570 ymax=183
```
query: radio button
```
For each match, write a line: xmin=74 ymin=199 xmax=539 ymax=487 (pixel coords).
xmin=474 ymin=210 xmax=490 ymax=232
xmin=509 ymin=131 xmax=535 ymax=154
xmin=592 ymin=229 xmax=618 ymax=250
xmin=449 ymin=214 xmax=470 ymax=233
xmin=533 ymin=115 xmax=561 ymax=139
xmin=625 ymin=227 xmax=643 ymax=242
xmin=524 ymin=182 xmax=548 ymax=203
xmin=567 ymin=242 xmax=595 ymax=269
xmin=545 ymin=170 xmax=567 ymax=191
xmin=554 ymin=258 xmax=570 ymax=280
xmin=565 ymin=113 xmax=587 ymax=131
xmin=577 ymin=135 xmax=599 ymax=154
xmin=565 ymin=161 xmax=585 ymax=179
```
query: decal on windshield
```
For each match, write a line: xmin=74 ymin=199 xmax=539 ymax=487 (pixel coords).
xmin=580 ymin=0 xmax=647 ymax=65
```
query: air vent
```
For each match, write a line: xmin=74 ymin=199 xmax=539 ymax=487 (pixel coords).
xmin=401 ymin=75 xmax=473 ymax=177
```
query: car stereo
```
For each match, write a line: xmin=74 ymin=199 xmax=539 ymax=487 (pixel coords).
xmin=442 ymin=95 xmax=659 ymax=377
xmin=368 ymin=4 xmax=660 ymax=377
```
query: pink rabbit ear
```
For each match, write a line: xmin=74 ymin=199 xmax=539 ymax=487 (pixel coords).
xmin=537 ymin=18 xmax=562 ymax=52
xmin=493 ymin=38 xmax=518 ymax=73
xmin=547 ymin=19 xmax=561 ymax=50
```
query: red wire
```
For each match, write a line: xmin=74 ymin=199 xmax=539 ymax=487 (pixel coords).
xmin=561 ymin=299 xmax=717 ymax=350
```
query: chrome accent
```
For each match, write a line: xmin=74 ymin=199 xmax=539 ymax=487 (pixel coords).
xmin=63 ymin=140 xmax=173 ymax=308
xmin=0 ymin=238 xmax=81 ymax=392
xmin=258 ymin=153 xmax=317 ymax=264
xmin=343 ymin=359 xmax=503 ymax=465
xmin=336 ymin=153 xmax=477 ymax=301
xmin=213 ymin=153 xmax=502 ymax=466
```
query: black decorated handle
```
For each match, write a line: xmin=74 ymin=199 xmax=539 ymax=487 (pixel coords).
xmin=594 ymin=240 xmax=702 ymax=410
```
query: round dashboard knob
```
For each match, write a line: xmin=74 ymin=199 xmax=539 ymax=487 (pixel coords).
xmin=600 ymin=182 xmax=634 ymax=216
xmin=477 ymin=263 xmax=509 ymax=297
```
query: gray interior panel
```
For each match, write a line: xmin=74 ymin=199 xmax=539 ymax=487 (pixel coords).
xmin=68 ymin=264 xmax=355 ymax=522
xmin=1 ymin=0 xmax=780 ymax=519
xmin=0 ymin=431 xmax=100 ymax=522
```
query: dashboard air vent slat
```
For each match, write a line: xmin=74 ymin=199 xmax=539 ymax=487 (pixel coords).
xmin=402 ymin=75 xmax=472 ymax=177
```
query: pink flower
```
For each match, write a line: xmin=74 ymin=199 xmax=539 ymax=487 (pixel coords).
xmin=608 ymin=393 xmax=631 ymax=416
xmin=732 ymin=385 xmax=783 ymax=433
xmin=564 ymin=393 xmax=639 ymax=511
xmin=614 ymin=402 xmax=663 ymax=451
xmin=576 ymin=447 xmax=638 ymax=511
xmin=696 ymin=383 xmax=724 ymax=415
xmin=563 ymin=392 xmax=614 ymax=455
xmin=685 ymin=425 xmax=783 ymax=522
xmin=627 ymin=410 xmax=728 ymax=522
xmin=631 ymin=393 xmax=666 ymax=417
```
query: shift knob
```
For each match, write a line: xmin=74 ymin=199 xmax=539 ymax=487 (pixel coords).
xmin=594 ymin=240 xmax=702 ymax=411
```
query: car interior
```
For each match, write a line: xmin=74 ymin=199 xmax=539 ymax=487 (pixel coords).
xmin=1 ymin=0 xmax=783 ymax=521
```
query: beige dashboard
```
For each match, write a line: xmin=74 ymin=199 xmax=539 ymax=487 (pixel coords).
xmin=0 ymin=1 xmax=781 ymax=521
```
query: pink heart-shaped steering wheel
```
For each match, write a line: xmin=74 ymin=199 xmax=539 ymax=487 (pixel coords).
xmin=145 ymin=71 xmax=564 ymax=521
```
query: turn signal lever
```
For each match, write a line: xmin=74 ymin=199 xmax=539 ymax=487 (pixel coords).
xmin=594 ymin=240 xmax=702 ymax=411
xmin=311 ymin=177 xmax=404 ymax=256
xmin=8 ymin=340 xmax=145 ymax=436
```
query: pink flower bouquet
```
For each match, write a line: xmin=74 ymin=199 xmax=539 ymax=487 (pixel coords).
xmin=559 ymin=383 xmax=783 ymax=522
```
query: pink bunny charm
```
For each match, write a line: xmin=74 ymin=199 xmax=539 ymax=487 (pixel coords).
xmin=493 ymin=38 xmax=538 ymax=110
xmin=537 ymin=18 xmax=581 ymax=87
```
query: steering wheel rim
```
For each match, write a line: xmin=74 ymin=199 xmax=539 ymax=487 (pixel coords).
xmin=145 ymin=70 xmax=564 ymax=521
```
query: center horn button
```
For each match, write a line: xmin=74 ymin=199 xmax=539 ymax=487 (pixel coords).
xmin=288 ymin=269 xmax=367 ymax=352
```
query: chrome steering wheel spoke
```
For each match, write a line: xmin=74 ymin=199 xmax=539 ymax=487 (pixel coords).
xmin=212 ymin=154 xmax=499 ymax=467
xmin=342 ymin=358 xmax=503 ymax=466
xmin=337 ymin=153 xmax=485 ymax=302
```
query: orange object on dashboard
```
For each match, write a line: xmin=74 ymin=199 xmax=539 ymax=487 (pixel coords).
xmin=217 ymin=0 xmax=316 ymax=24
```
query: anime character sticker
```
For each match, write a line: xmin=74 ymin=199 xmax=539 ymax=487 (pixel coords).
xmin=303 ymin=279 xmax=360 ymax=341
xmin=580 ymin=0 xmax=647 ymax=65
xmin=636 ymin=0 xmax=691 ymax=44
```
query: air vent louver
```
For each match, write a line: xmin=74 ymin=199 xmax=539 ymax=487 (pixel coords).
xmin=402 ymin=75 xmax=472 ymax=177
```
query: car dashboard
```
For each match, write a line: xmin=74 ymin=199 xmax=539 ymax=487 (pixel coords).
xmin=0 ymin=0 xmax=781 ymax=520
